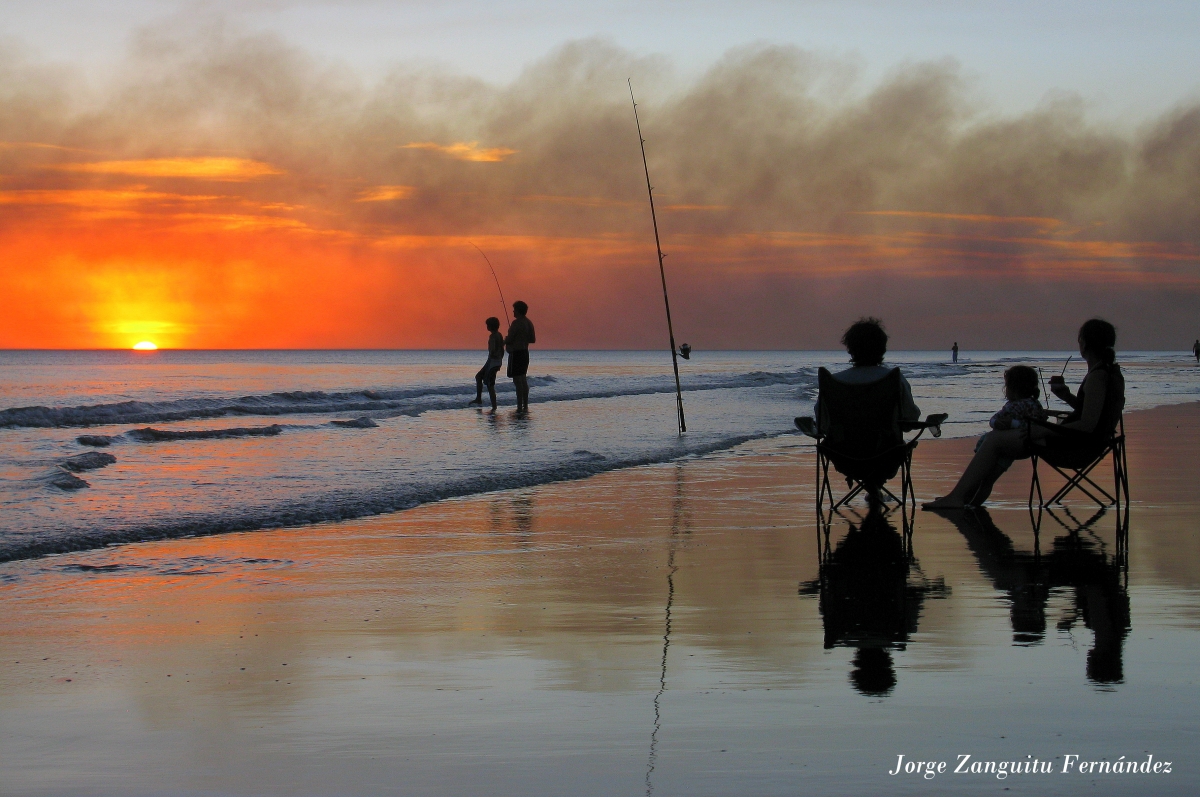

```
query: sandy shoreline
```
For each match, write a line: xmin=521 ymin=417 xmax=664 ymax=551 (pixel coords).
xmin=1 ymin=402 xmax=1198 ymax=795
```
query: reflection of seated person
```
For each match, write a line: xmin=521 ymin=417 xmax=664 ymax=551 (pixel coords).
xmin=947 ymin=508 xmax=1129 ymax=684
xmin=799 ymin=509 xmax=947 ymax=696
xmin=925 ymin=319 xmax=1124 ymax=509
xmin=813 ymin=317 xmax=920 ymax=432
xmin=1047 ymin=532 xmax=1130 ymax=684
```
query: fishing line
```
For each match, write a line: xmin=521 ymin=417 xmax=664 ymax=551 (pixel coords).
xmin=471 ymin=242 xmax=510 ymax=325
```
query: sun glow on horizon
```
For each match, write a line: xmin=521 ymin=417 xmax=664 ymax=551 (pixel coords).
xmin=132 ymin=341 xmax=158 ymax=351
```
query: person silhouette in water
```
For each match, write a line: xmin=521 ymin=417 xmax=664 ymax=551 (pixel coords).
xmin=505 ymin=301 xmax=536 ymax=413
xmin=469 ymin=316 xmax=504 ymax=411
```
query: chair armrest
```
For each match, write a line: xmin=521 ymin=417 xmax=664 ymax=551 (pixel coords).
xmin=794 ymin=416 xmax=819 ymax=439
xmin=899 ymin=413 xmax=948 ymax=438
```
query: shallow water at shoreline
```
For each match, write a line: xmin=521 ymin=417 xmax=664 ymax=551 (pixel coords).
xmin=1 ymin=404 xmax=1198 ymax=795
xmin=3 ymin=349 xmax=1199 ymax=562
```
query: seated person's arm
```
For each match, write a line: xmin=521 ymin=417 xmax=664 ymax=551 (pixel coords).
xmin=1060 ymin=370 xmax=1107 ymax=433
xmin=1048 ymin=376 xmax=1081 ymax=410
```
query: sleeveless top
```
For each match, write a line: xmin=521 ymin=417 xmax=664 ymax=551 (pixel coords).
xmin=1062 ymin=362 xmax=1125 ymax=440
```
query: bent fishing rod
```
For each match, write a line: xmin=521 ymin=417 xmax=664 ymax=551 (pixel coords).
xmin=471 ymin=242 xmax=510 ymax=325
xmin=629 ymin=79 xmax=686 ymax=435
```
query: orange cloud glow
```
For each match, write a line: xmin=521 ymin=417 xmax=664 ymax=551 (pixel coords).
xmin=402 ymin=142 xmax=517 ymax=162
xmin=1 ymin=33 xmax=1198 ymax=350
xmin=48 ymin=157 xmax=283 ymax=179
xmin=356 ymin=185 xmax=416 ymax=202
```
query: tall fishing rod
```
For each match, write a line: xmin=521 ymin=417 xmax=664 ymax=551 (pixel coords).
xmin=629 ymin=79 xmax=686 ymax=435
xmin=471 ymin=242 xmax=510 ymax=325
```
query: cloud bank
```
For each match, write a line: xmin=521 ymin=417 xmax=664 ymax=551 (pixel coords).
xmin=1 ymin=21 xmax=1197 ymax=349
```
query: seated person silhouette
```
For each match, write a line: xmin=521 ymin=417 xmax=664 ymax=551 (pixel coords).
xmin=797 ymin=317 xmax=927 ymax=507
xmin=925 ymin=318 xmax=1124 ymax=509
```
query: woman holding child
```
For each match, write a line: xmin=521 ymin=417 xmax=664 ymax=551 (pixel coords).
xmin=924 ymin=318 xmax=1124 ymax=510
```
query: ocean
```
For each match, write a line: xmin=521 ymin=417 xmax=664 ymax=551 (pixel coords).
xmin=2 ymin=349 xmax=1197 ymax=562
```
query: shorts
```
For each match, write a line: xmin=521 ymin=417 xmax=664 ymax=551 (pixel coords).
xmin=507 ymin=350 xmax=530 ymax=378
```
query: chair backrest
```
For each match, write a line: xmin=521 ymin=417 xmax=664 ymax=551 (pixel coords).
xmin=817 ymin=367 xmax=905 ymax=457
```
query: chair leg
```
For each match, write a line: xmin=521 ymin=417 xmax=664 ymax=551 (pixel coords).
xmin=832 ymin=483 xmax=864 ymax=510
xmin=1044 ymin=460 xmax=1114 ymax=508
xmin=1029 ymin=456 xmax=1043 ymax=509
xmin=815 ymin=450 xmax=824 ymax=526
xmin=901 ymin=453 xmax=915 ymax=545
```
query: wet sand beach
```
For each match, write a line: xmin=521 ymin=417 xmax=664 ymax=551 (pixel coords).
xmin=1 ymin=403 xmax=1198 ymax=796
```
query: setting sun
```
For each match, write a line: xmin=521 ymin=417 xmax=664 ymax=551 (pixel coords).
xmin=132 ymin=341 xmax=158 ymax=351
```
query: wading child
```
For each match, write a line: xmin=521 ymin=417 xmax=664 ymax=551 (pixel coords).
xmin=469 ymin=317 xmax=505 ymax=411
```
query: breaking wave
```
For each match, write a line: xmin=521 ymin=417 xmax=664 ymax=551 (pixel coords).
xmin=0 ymin=432 xmax=766 ymax=562
xmin=0 ymin=370 xmax=814 ymax=429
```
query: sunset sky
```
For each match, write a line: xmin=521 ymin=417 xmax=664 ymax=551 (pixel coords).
xmin=2 ymin=0 xmax=1198 ymax=349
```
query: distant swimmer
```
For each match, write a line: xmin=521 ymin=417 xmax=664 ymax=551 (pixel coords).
xmin=505 ymin=301 xmax=536 ymax=413
xmin=469 ymin=316 xmax=505 ymax=411
xmin=952 ymin=341 xmax=959 ymax=364
xmin=1193 ymin=339 xmax=1199 ymax=364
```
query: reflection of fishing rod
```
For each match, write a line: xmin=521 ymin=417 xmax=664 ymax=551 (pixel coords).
xmin=645 ymin=464 xmax=686 ymax=797
xmin=471 ymin=242 xmax=510 ymax=325
xmin=629 ymin=79 xmax=686 ymax=435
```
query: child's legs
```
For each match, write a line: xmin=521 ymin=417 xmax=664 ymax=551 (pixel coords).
xmin=474 ymin=364 xmax=489 ymax=399
xmin=485 ymin=366 xmax=500 ymax=407
xmin=945 ymin=429 xmax=1027 ymax=502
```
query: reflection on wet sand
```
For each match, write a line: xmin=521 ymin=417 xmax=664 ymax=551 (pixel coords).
xmin=949 ymin=506 xmax=1131 ymax=685
xmin=2 ymin=405 xmax=1200 ymax=795
xmin=801 ymin=508 xmax=949 ymax=695
xmin=645 ymin=464 xmax=688 ymax=797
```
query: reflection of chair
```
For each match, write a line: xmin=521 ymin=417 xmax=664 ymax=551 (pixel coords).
xmin=1029 ymin=416 xmax=1129 ymax=520
xmin=796 ymin=368 xmax=945 ymax=526
xmin=950 ymin=506 xmax=1129 ymax=684
xmin=798 ymin=508 xmax=949 ymax=696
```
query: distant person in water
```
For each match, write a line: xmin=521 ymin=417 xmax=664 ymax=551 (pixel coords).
xmin=505 ymin=301 xmax=536 ymax=412
xmin=469 ymin=316 xmax=505 ymax=411
xmin=1193 ymin=339 xmax=1199 ymax=364
xmin=952 ymin=341 xmax=959 ymax=363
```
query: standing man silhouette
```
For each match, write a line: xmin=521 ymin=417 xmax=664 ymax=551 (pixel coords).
xmin=506 ymin=301 xmax=536 ymax=412
xmin=1193 ymin=339 xmax=1199 ymax=364
xmin=952 ymin=341 xmax=959 ymax=364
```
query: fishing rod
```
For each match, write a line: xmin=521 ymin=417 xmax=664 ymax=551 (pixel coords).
xmin=471 ymin=242 xmax=510 ymax=325
xmin=629 ymin=79 xmax=686 ymax=435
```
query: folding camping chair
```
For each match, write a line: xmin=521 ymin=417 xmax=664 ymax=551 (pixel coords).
xmin=1029 ymin=415 xmax=1130 ymax=518
xmin=795 ymin=367 xmax=946 ymax=530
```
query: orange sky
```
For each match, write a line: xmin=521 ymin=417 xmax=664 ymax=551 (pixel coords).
xmin=2 ymin=35 xmax=1198 ymax=350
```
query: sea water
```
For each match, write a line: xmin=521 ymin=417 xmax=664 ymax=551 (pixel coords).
xmin=2 ymin=349 xmax=1198 ymax=561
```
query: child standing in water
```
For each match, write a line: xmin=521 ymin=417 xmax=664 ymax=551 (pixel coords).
xmin=469 ymin=317 xmax=505 ymax=411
